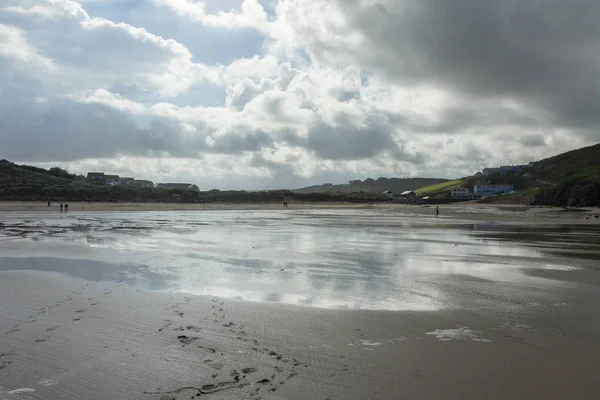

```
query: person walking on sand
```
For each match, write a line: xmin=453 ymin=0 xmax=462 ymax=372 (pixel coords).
xmin=435 ymin=206 xmax=439 ymax=218
xmin=47 ymin=200 xmax=51 ymax=207
xmin=64 ymin=203 xmax=68 ymax=213
xmin=60 ymin=203 xmax=63 ymax=212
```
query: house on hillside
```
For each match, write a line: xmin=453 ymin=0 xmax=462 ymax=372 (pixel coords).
xmin=87 ymin=172 xmax=105 ymax=182
xmin=104 ymin=175 xmax=121 ymax=185
xmin=396 ymin=190 xmax=417 ymax=204
xmin=134 ymin=180 xmax=154 ymax=187
xmin=499 ymin=166 xmax=523 ymax=175
xmin=120 ymin=177 xmax=135 ymax=185
xmin=451 ymin=187 xmax=471 ymax=199
xmin=382 ymin=190 xmax=394 ymax=199
xmin=155 ymin=183 xmax=200 ymax=193
xmin=473 ymin=183 xmax=514 ymax=197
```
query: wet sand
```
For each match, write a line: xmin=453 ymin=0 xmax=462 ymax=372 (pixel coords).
xmin=1 ymin=200 xmax=600 ymax=224
xmin=1 ymin=210 xmax=599 ymax=399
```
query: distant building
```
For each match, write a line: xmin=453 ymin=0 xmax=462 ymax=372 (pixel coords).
xmin=482 ymin=168 xmax=500 ymax=175
xmin=473 ymin=183 xmax=514 ymax=197
xmin=86 ymin=172 xmax=105 ymax=182
xmin=498 ymin=166 xmax=523 ymax=175
xmin=155 ymin=183 xmax=200 ymax=193
xmin=396 ymin=190 xmax=418 ymax=204
xmin=134 ymin=180 xmax=154 ymax=187
xmin=450 ymin=187 xmax=471 ymax=199
xmin=104 ymin=175 xmax=120 ymax=185
xmin=120 ymin=177 xmax=135 ymax=185
xmin=382 ymin=190 xmax=394 ymax=199
xmin=482 ymin=166 xmax=523 ymax=175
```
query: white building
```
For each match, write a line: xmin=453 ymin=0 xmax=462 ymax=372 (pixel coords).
xmin=473 ymin=183 xmax=514 ymax=197
xmin=450 ymin=187 xmax=471 ymax=199
xmin=395 ymin=190 xmax=418 ymax=204
xmin=382 ymin=190 xmax=394 ymax=199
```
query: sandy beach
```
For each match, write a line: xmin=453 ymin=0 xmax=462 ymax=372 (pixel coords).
xmin=1 ymin=208 xmax=599 ymax=399
xmin=1 ymin=200 xmax=600 ymax=223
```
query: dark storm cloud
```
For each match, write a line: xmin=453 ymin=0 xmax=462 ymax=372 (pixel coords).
xmin=210 ymin=130 xmax=274 ymax=154
xmin=332 ymin=0 xmax=600 ymax=136
xmin=304 ymin=115 xmax=398 ymax=160
xmin=0 ymin=88 xmax=273 ymax=162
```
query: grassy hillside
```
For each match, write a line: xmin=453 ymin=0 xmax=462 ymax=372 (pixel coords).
xmin=528 ymin=144 xmax=600 ymax=207
xmin=414 ymin=180 xmax=462 ymax=197
xmin=2 ymin=142 xmax=597 ymax=206
xmin=0 ymin=162 xmax=387 ymax=203
xmin=295 ymin=177 xmax=450 ymax=194
xmin=529 ymin=143 xmax=600 ymax=183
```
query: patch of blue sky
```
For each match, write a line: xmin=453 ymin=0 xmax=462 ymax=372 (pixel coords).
xmin=81 ymin=0 xmax=267 ymax=66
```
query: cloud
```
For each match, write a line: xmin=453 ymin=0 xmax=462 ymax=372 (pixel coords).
xmin=152 ymin=0 xmax=270 ymax=31
xmin=0 ymin=23 xmax=54 ymax=70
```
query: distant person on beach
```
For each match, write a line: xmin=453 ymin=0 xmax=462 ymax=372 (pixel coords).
xmin=60 ymin=203 xmax=63 ymax=212
xmin=64 ymin=203 xmax=68 ymax=213
xmin=435 ymin=206 xmax=439 ymax=217
xmin=47 ymin=200 xmax=51 ymax=207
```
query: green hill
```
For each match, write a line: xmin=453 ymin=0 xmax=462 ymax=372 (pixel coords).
xmin=0 ymin=162 xmax=169 ymax=202
xmin=2 ymin=143 xmax=598 ymax=206
xmin=414 ymin=180 xmax=462 ymax=197
xmin=0 ymin=161 xmax=386 ymax=203
xmin=529 ymin=143 xmax=600 ymax=183
xmin=295 ymin=177 xmax=450 ymax=195
xmin=411 ymin=143 xmax=600 ymax=206
xmin=528 ymin=143 xmax=600 ymax=206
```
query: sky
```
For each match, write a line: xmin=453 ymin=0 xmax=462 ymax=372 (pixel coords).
xmin=1 ymin=0 xmax=599 ymax=190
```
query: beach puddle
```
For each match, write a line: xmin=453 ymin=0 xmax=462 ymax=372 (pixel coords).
xmin=0 ymin=210 xmax=597 ymax=312
xmin=426 ymin=326 xmax=491 ymax=342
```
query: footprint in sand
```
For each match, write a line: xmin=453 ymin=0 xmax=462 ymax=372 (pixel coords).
xmin=207 ymin=362 xmax=223 ymax=370
xmin=46 ymin=326 xmax=58 ymax=332
xmin=35 ymin=336 xmax=49 ymax=343
xmin=176 ymin=335 xmax=199 ymax=345
xmin=158 ymin=320 xmax=172 ymax=332
xmin=241 ymin=368 xmax=257 ymax=374
xmin=185 ymin=326 xmax=201 ymax=332
xmin=0 ymin=353 xmax=12 ymax=370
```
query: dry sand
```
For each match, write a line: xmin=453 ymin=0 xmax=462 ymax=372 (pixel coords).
xmin=1 ymin=271 xmax=598 ymax=400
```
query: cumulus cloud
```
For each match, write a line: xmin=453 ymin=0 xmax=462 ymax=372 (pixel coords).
xmin=0 ymin=0 xmax=599 ymax=189
xmin=0 ymin=23 xmax=54 ymax=70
